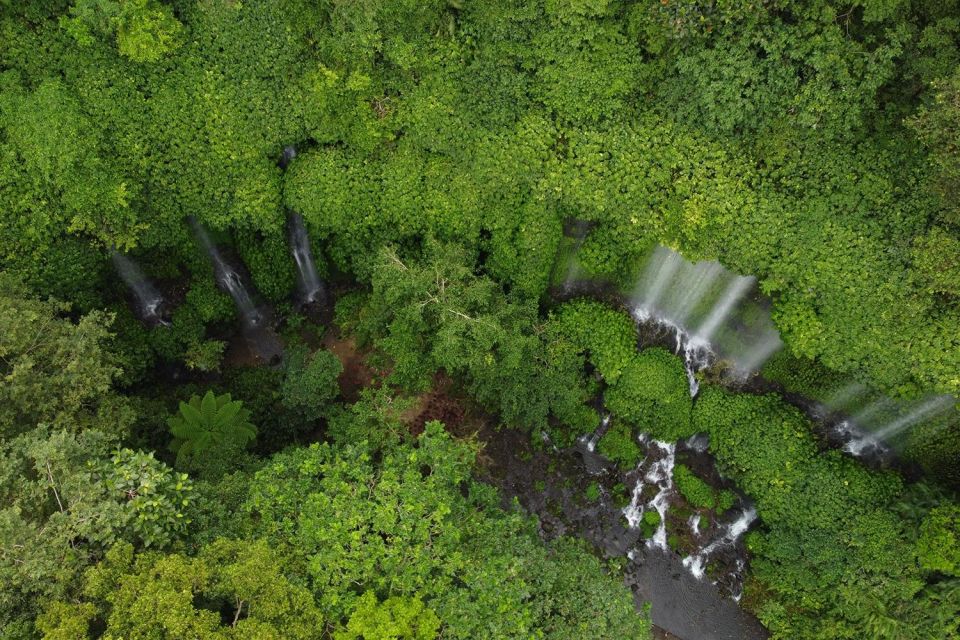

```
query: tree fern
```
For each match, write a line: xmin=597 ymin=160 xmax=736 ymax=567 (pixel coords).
xmin=167 ymin=390 xmax=256 ymax=466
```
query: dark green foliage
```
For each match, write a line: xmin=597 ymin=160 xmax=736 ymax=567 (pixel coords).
xmin=606 ymin=347 xmax=692 ymax=440
xmin=0 ymin=275 xmax=136 ymax=440
xmin=596 ymin=422 xmax=642 ymax=471
xmin=281 ymin=346 xmax=342 ymax=416
xmin=673 ymin=464 xmax=716 ymax=510
xmin=167 ymin=390 xmax=257 ymax=476
xmin=356 ymin=242 xmax=590 ymax=433
xmin=325 ymin=386 xmax=415 ymax=454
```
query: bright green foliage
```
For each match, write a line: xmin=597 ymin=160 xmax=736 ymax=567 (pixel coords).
xmin=61 ymin=0 xmax=182 ymax=63
xmin=585 ymin=482 xmax=600 ymax=501
xmin=184 ymin=339 xmax=226 ymax=373
xmin=335 ymin=591 xmax=440 ymax=640
xmin=918 ymin=506 xmax=960 ymax=576
xmin=39 ymin=538 xmax=323 ymax=639
xmin=673 ymin=464 xmax=716 ymax=510
xmin=546 ymin=301 xmax=638 ymax=383
xmin=0 ymin=430 xmax=191 ymax=634
xmin=90 ymin=448 xmax=193 ymax=548
xmin=325 ymin=386 xmax=416 ymax=454
xmin=606 ymin=348 xmax=692 ymax=440
xmin=717 ymin=490 xmax=737 ymax=515
xmin=641 ymin=509 xmax=661 ymax=539
xmin=167 ymin=391 xmax=257 ymax=474
xmin=1 ymin=0 xmax=960 ymax=637
xmin=281 ymin=346 xmax=343 ymax=416
xmin=596 ymin=422 xmax=642 ymax=471
xmin=692 ymin=387 xmax=955 ymax=639
xmin=245 ymin=421 xmax=650 ymax=638
xmin=0 ymin=274 xmax=134 ymax=439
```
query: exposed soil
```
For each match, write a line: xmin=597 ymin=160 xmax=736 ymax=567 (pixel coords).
xmin=321 ymin=327 xmax=380 ymax=402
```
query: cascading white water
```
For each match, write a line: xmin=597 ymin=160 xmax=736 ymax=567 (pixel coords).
xmin=842 ymin=395 xmax=955 ymax=456
xmin=630 ymin=246 xmax=783 ymax=396
xmin=635 ymin=246 xmax=684 ymax=313
xmin=623 ymin=439 xmax=676 ymax=550
xmin=689 ymin=513 xmax=701 ymax=536
xmin=579 ymin=413 xmax=611 ymax=452
xmin=682 ymin=506 xmax=757 ymax=580
xmin=189 ymin=218 xmax=262 ymax=328
xmin=110 ymin=250 xmax=169 ymax=326
xmin=287 ymin=213 xmax=327 ymax=306
xmin=670 ymin=262 xmax=725 ymax=326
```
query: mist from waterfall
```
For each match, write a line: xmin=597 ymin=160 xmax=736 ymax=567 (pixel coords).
xmin=630 ymin=245 xmax=783 ymax=395
xmin=287 ymin=213 xmax=328 ymax=308
xmin=834 ymin=393 xmax=956 ymax=458
xmin=110 ymin=250 xmax=169 ymax=327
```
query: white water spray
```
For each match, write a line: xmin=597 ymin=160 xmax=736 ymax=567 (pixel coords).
xmin=682 ymin=506 xmax=757 ymax=580
xmin=630 ymin=246 xmax=783 ymax=394
xmin=623 ymin=440 xmax=676 ymax=550
xmin=110 ymin=250 xmax=169 ymax=327
xmin=190 ymin=218 xmax=262 ymax=328
xmin=288 ymin=213 xmax=327 ymax=307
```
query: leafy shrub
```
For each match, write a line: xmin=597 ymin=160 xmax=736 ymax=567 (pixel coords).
xmin=918 ymin=505 xmax=960 ymax=576
xmin=673 ymin=464 xmax=716 ymax=510
xmin=606 ymin=348 xmax=692 ymax=440
xmin=596 ymin=422 xmax=642 ymax=470
xmin=167 ymin=391 xmax=257 ymax=475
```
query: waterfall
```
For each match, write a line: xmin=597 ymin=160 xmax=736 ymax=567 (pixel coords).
xmin=110 ymin=250 xmax=170 ymax=327
xmin=689 ymin=513 xmax=701 ymax=536
xmin=287 ymin=213 xmax=328 ymax=307
xmin=841 ymin=395 xmax=955 ymax=457
xmin=623 ymin=439 xmax=676 ymax=550
xmin=692 ymin=275 xmax=755 ymax=344
xmin=630 ymin=246 xmax=783 ymax=394
xmin=188 ymin=217 xmax=262 ymax=328
xmin=579 ymin=413 xmax=612 ymax=452
xmin=682 ymin=506 xmax=757 ymax=580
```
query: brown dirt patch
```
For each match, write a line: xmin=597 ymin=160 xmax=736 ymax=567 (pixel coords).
xmin=321 ymin=328 xmax=380 ymax=402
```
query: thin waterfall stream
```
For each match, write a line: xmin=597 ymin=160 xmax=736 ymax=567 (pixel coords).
xmin=279 ymin=144 xmax=331 ymax=315
xmin=110 ymin=249 xmax=170 ymax=327
xmin=188 ymin=216 xmax=283 ymax=364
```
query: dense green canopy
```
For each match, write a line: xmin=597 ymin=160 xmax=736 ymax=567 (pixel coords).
xmin=1 ymin=1 xmax=959 ymax=639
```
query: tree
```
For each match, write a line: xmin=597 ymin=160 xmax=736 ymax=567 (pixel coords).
xmin=0 ymin=429 xmax=192 ymax=636
xmin=168 ymin=391 xmax=257 ymax=476
xmin=0 ymin=273 xmax=134 ymax=440
xmin=245 ymin=421 xmax=650 ymax=638
xmin=38 ymin=538 xmax=323 ymax=639
xmin=61 ymin=0 xmax=182 ymax=63
xmin=281 ymin=346 xmax=343 ymax=417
